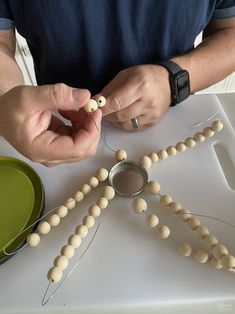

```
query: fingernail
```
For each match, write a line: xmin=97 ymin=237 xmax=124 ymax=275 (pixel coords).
xmin=72 ymin=89 xmax=89 ymax=102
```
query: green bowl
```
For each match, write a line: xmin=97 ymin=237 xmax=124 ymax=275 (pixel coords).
xmin=0 ymin=156 xmax=44 ymax=264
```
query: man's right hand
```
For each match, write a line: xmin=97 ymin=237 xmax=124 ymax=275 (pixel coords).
xmin=0 ymin=83 xmax=102 ymax=166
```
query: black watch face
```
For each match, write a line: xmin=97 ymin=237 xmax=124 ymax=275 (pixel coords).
xmin=174 ymin=71 xmax=190 ymax=103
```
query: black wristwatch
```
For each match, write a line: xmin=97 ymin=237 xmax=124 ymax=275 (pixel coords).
xmin=158 ymin=60 xmax=190 ymax=106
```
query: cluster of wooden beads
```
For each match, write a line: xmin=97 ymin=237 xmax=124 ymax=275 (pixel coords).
xmin=84 ymin=95 xmax=106 ymax=113
xmin=138 ymin=120 xmax=223 ymax=170
xmin=26 ymin=168 xmax=109 ymax=247
xmin=47 ymin=185 xmax=115 ymax=284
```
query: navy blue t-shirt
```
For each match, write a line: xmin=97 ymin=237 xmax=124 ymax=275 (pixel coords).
xmin=0 ymin=0 xmax=235 ymax=93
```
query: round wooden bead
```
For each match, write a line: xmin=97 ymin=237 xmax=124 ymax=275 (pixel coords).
xmin=194 ymin=249 xmax=208 ymax=263
xmin=61 ymin=245 xmax=75 ymax=259
xmin=68 ymin=234 xmax=81 ymax=248
xmin=84 ymin=99 xmax=98 ymax=112
xmin=56 ymin=205 xmax=68 ymax=218
xmin=80 ymin=184 xmax=91 ymax=195
xmin=176 ymin=142 xmax=186 ymax=152
xmin=203 ymin=127 xmax=214 ymax=138
xmin=115 ymin=149 xmax=127 ymax=161
xmin=82 ymin=215 xmax=95 ymax=228
xmin=47 ymin=266 xmax=63 ymax=283
xmin=157 ymin=150 xmax=168 ymax=160
xmin=211 ymin=120 xmax=223 ymax=132
xmin=75 ymin=225 xmax=88 ymax=238
xmin=212 ymin=244 xmax=228 ymax=259
xmin=27 ymin=233 xmax=40 ymax=247
xmin=187 ymin=217 xmax=200 ymax=230
xmin=139 ymin=156 xmax=152 ymax=169
xmin=185 ymin=137 xmax=196 ymax=148
xmin=209 ymin=255 xmax=222 ymax=269
xmin=74 ymin=191 xmax=84 ymax=203
xmin=65 ymin=198 xmax=76 ymax=210
xmin=96 ymin=168 xmax=109 ymax=182
xmin=97 ymin=197 xmax=108 ymax=209
xmin=47 ymin=214 xmax=60 ymax=227
xmin=148 ymin=152 xmax=159 ymax=163
xmin=88 ymin=177 xmax=99 ymax=188
xmin=54 ymin=255 xmax=69 ymax=270
xmin=95 ymin=95 xmax=106 ymax=108
xmin=132 ymin=198 xmax=147 ymax=214
xmin=221 ymin=255 xmax=235 ymax=270
xmin=178 ymin=209 xmax=191 ymax=222
xmin=146 ymin=214 xmax=159 ymax=227
xmin=89 ymin=204 xmax=101 ymax=217
xmin=145 ymin=181 xmax=160 ymax=195
xmin=157 ymin=225 xmax=171 ymax=239
xmin=37 ymin=221 xmax=51 ymax=234
xmin=195 ymin=226 xmax=209 ymax=239
xmin=178 ymin=243 xmax=192 ymax=257
xmin=166 ymin=146 xmax=177 ymax=156
xmin=194 ymin=132 xmax=205 ymax=143
xmin=204 ymin=235 xmax=218 ymax=248
xmin=102 ymin=186 xmax=115 ymax=200
xmin=160 ymin=195 xmax=172 ymax=207
xmin=169 ymin=202 xmax=182 ymax=214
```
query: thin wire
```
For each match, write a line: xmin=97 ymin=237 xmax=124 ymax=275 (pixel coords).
xmin=188 ymin=212 xmax=235 ymax=229
xmin=41 ymin=220 xmax=100 ymax=306
xmin=103 ymin=124 xmax=116 ymax=153
xmin=91 ymin=112 xmax=99 ymax=132
xmin=191 ymin=110 xmax=218 ymax=129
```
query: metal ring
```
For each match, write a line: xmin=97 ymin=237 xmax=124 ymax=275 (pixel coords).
xmin=131 ymin=117 xmax=139 ymax=129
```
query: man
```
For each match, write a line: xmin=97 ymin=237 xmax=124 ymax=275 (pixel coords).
xmin=0 ymin=1 xmax=234 ymax=166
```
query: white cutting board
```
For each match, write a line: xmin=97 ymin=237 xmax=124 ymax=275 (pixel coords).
xmin=0 ymin=94 xmax=235 ymax=314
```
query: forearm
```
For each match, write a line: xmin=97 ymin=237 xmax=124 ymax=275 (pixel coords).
xmin=172 ymin=27 xmax=235 ymax=94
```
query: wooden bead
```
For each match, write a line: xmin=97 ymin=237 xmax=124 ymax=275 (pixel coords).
xmin=132 ymin=198 xmax=147 ymax=214
xmin=96 ymin=168 xmax=109 ymax=182
xmin=75 ymin=225 xmax=88 ymax=238
xmin=194 ymin=132 xmax=205 ymax=143
xmin=115 ymin=149 xmax=127 ymax=161
xmin=47 ymin=266 xmax=63 ymax=283
xmin=61 ymin=245 xmax=75 ymax=259
xmin=27 ymin=233 xmax=40 ymax=247
xmin=212 ymin=244 xmax=228 ymax=259
xmin=187 ymin=217 xmax=200 ymax=230
xmin=209 ymin=255 xmax=222 ymax=269
xmin=169 ymin=202 xmax=182 ymax=213
xmin=95 ymin=95 xmax=106 ymax=108
xmin=178 ymin=243 xmax=192 ymax=257
xmin=203 ymin=127 xmax=214 ymax=138
xmin=97 ymin=197 xmax=108 ymax=209
xmin=160 ymin=195 xmax=172 ymax=207
xmin=221 ymin=255 xmax=235 ymax=270
xmin=47 ymin=214 xmax=60 ymax=227
xmin=65 ymin=198 xmax=76 ymax=210
xmin=139 ymin=156 xmax=152 ymax=169
xmin=148 ymin=152 xmax=159 ymax=163
xmin=37 ymin=221 xmax=51 ymax=234
xmin=54 ymin=255 xmax=69 ymax=270
xmin=166 ymin=146 xmax=177 ymax=156
xmin=68 ymin=234 xmax=81 ymax=248
xmin=146 ymin=214 xmax=159 ymax=227
xmin=157 ymin=150 xmax=168 ymax=160
xmin=178 ymin=209 xmax=191 ymax=222
xmin=176 ymin=142 xmax=186 ymax=152
xmin=102 ymin=186 xmax=115 ymax=200
xmin=74 ymin=191 xmax=84 ymax=203
xmin=56 ymin=205 xmax=68 ymax=218
xmin=204 ymin=235 xmax=218 ymax=248
xmin=82 ymin=215 xmax=95 ymax=228
xmin=88 ymin=176 xmax=99 ymax=188
xmin=89 ymin=204 xmax=101 ymax=217
xmin=185 ymin=137 xmax=196 ymax=148
xmin=195 ymin=226 xmax=209 ymax=239
xmin=211 ymin=120 xmax=223 ymax=132
xmin=80 ymin=184 xmax=91 ymax=195
xmin=145 ymin=181 xmax=160 ymax=195
xmin=84 ymin=99 xmax=98 ymax=112
xmin=157 ymin=225 xmax=170 ymax=239
xmin=194 ymin=249 xmax=208 ymax=263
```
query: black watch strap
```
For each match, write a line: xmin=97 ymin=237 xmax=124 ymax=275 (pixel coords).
xmin=158 ymin=60 xmax=183 ymax=76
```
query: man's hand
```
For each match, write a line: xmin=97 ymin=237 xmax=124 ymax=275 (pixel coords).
xmin=101 ymin=64 xmax=171 ymax=131
xmin=0 ymin=83 xmax=102 ymax=166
